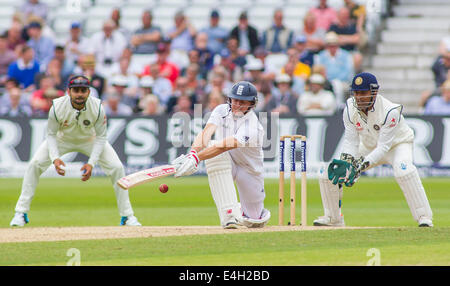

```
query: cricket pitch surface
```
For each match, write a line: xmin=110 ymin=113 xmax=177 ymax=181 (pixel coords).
xmin=0 ymin=226 xmax=379 ymax=243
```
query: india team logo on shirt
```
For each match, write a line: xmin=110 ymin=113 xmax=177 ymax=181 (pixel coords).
xmin=83 ymin=120 xmax=90 ymax=126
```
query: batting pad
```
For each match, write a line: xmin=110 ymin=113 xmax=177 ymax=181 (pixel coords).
xmin=205 ymin=151 xmax=241 ymax=225
xmin=318 ymin=163 xmax=342 ymax=222
xmin=395 ymin=166 xmax=433 ymax=222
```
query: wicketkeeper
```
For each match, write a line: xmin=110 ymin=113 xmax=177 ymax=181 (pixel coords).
xmin=314 ymin=72 xmax=433 ymax=227
xmin=172 ymin=81 xmax=270 ymax=229
xmin=10 ymin=75 xmax=141 ymax=227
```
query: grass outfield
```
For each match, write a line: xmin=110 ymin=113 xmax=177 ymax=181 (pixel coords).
xmin=0 ymin=176 xmax=449 ymax=265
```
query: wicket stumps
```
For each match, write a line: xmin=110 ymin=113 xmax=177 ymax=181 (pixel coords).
xmin=279 ymin=135 xmax=307 ymax=226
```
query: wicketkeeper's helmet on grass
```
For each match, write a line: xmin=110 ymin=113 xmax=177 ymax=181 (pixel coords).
xmin=350 ymin=72 xmax=379 ymax=112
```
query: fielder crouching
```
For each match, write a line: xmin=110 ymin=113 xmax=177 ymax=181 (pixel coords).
xmin=172 ymin=81 xmax=270 ymax=229
xmin=10 ymin=75 xmax=141 ymax=227
xmin=314 ymin=72 xmax=433 ymax=227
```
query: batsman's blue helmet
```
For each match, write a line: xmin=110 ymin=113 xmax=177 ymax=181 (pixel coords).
xmin=227 ymin=81 xmax=258 ymax=102
xmin=351 ymin=72 xmax=379 ymax=92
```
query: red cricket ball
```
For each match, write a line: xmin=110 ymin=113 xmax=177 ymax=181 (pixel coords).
xmin=159 ymin=184 xmax=169 ymax=193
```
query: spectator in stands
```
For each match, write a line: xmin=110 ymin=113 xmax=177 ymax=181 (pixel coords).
xmin=0 ymin=34 xmax=17 ymax=86
xmin=75 ymin=54 xmax=105 ymax=98
xmin=53 ymin=45 xmax=74 ymax=80
xmin=109 ymin=57 xmax=139 ymax=88
xmin=107 ymin=74 xmax=138 ymax=108
xmin=204 ymin=65 xmax=233 ymax=97
xmin=171 ymin=94 xmax=193 ymax=116
xmin=64 ymin=21 xmax=89 ymax=68
xmin=30 ymin=75 xmax=64 ymax=115
xmin=200 ymin=9 xmax=229 ymax=55
xmin=144 ymin=63 xmax=172 ymax=107
xmin=439 ymin=36 xmax=450 ymax=56
xmin=0 ymin=79 xmax=32 ymax=111
xmin=229 ymin=11 xmax=259 ymax=55
xmin=6 ymin=22 xmax=26 ymax=53
xmin=134 ymin=76 xmax=155 ymax=113
xmin=431 ymin=46 xmax=450 ymax=88
xmin=0 ymin=87 xmax=32 ymax=117
xmin=21 ymin=0 xmax=48 ymax=21
xmin=140 ymin=94 xmax=164 ymax=116
xmin=420 ymin=42 xmax=450 ymax=108
xmin=300 ymin=12 xmax=326 ymax=54
xmin=314 ymin=32 xmax=354 ymax=106
xmin=34 ymin=58 xmax=65 ymax=91
xmin=266 ymin=74 xmax=298 ymax=115
xmin=424 ymin=80 xmax=450 ymax=115
xmin=329 ymin=7 xmax=363 ymax=72
xmin=184 ymin=63 xmax=206 ymax=102
xmin=166 ymin=76 xmax=195 ymax=114
xmin=312 ymin=64 xmax=334 ymax=93
xmin=26 ymin=21 xmax=54 ymax=71
xmin=193 ymin=32 xmax=214 ymax=77
xmin=26 ymin=15 xmax=56 ymax=41
xmin=7 ymin=45 xmax=40 ymax=90
xmin=344 ymin=0 xmax=366 ymax=33
xmin=308 ymin=0 xmax=338 ymax=31
xmin=89 ymin=19 xmax=127 ymax=79
xmin=297 ymin=73 xmax=336 ymax=115
xmin=131 ymin=10 xmax=162 ymax=55
xmin=168 ymin=11 xmax=196 ymax=53
xmin=281 ymin=47 xmax=311 ymax=80
xmin=282 ymin=61 xmax=306 ymax=96
xmin=220 ymin=37 xmax=247 ymax=81
xmin=142 ymin=43 xmax=179 ymax=86
xmin=111 ymin=7 xmax=131 ymax=41
xmin=243 ymin=58 xmax=264 ymax=84
xmin=103 ymin=92 xmax=133 ymax=116
xmin=261 ymin=9 xmax=294 ymax=54
xmin=204 ymin=89 xmax=225 ymax=115
xmin=293 ymin=35 xmax=314 ymax=67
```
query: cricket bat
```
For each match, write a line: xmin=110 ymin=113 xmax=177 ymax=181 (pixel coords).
xmin=117 ymin=165 xmax=177 ymax=190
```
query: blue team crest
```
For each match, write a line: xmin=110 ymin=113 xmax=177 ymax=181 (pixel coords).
xmin=244 ymin=136 xmax=250 ymax=142
xmin=401 ymin=163 xmax=407 ymax=170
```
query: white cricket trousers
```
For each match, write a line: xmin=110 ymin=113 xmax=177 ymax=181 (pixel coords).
xmin=231 ymin=160 xmax=266 ymax=219
xmin=14 ymin=139 xmax=134 ymax=217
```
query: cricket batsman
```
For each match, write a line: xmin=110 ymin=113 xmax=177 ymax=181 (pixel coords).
xmin=172 ymin=81 xmax=270 ymax=229
xmin=314 ymin=72 xmax=433 ymax=227
xmin=10 ymin=75 xmax=141 ymax=227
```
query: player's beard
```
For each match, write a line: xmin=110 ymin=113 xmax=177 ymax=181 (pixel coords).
xmin=72 ymin=97 xmax=87 ymax=107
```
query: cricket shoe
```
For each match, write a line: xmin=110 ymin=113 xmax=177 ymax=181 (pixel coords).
xmin=222 ymin=215 xmax=240 ymax=229
xmin=418 ymin=217 xmax=433 ymax=227
xmin=10 ymin=212 xmax=29 ymax=227
xmin=120 ymin=215 xmax=142 ymax=226
xmin=313 ymin=215 xmax=345 ymax=227
xmin=240 ymin=209 xmax=271 ymax=228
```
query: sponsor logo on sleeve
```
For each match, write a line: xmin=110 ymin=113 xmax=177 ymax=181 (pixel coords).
xmin=356 ymin=122 xmax=363 ymax=131
xmin=388 ymin=118 xmax=397 ymax=128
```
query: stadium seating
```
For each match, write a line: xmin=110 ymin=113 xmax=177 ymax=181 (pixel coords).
xmin=367 ymin=0 xmax=450 ymax=113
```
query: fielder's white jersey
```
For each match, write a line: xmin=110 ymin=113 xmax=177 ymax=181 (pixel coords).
xmin=47 ymin=95 xmax=107 ymax=166
xmin=341 ymin=94 xmax=414 ymax=165
xmin=207 ymin=104 xmax=265 ymax=176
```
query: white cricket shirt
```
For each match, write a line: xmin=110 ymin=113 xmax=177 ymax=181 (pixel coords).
xmin=207 ymin=104 xmax=265 ymax=176
xmin=341 ymin=94 xmax=414 ymax=165
xmin=47 ymin=95 xmax=107 ymax=166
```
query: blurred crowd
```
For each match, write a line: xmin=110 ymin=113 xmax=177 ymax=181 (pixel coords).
xmin=421 ymin=36 xmax=450 ymax=115
xmin=0 ymin=0 xmax=371 ymax=117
